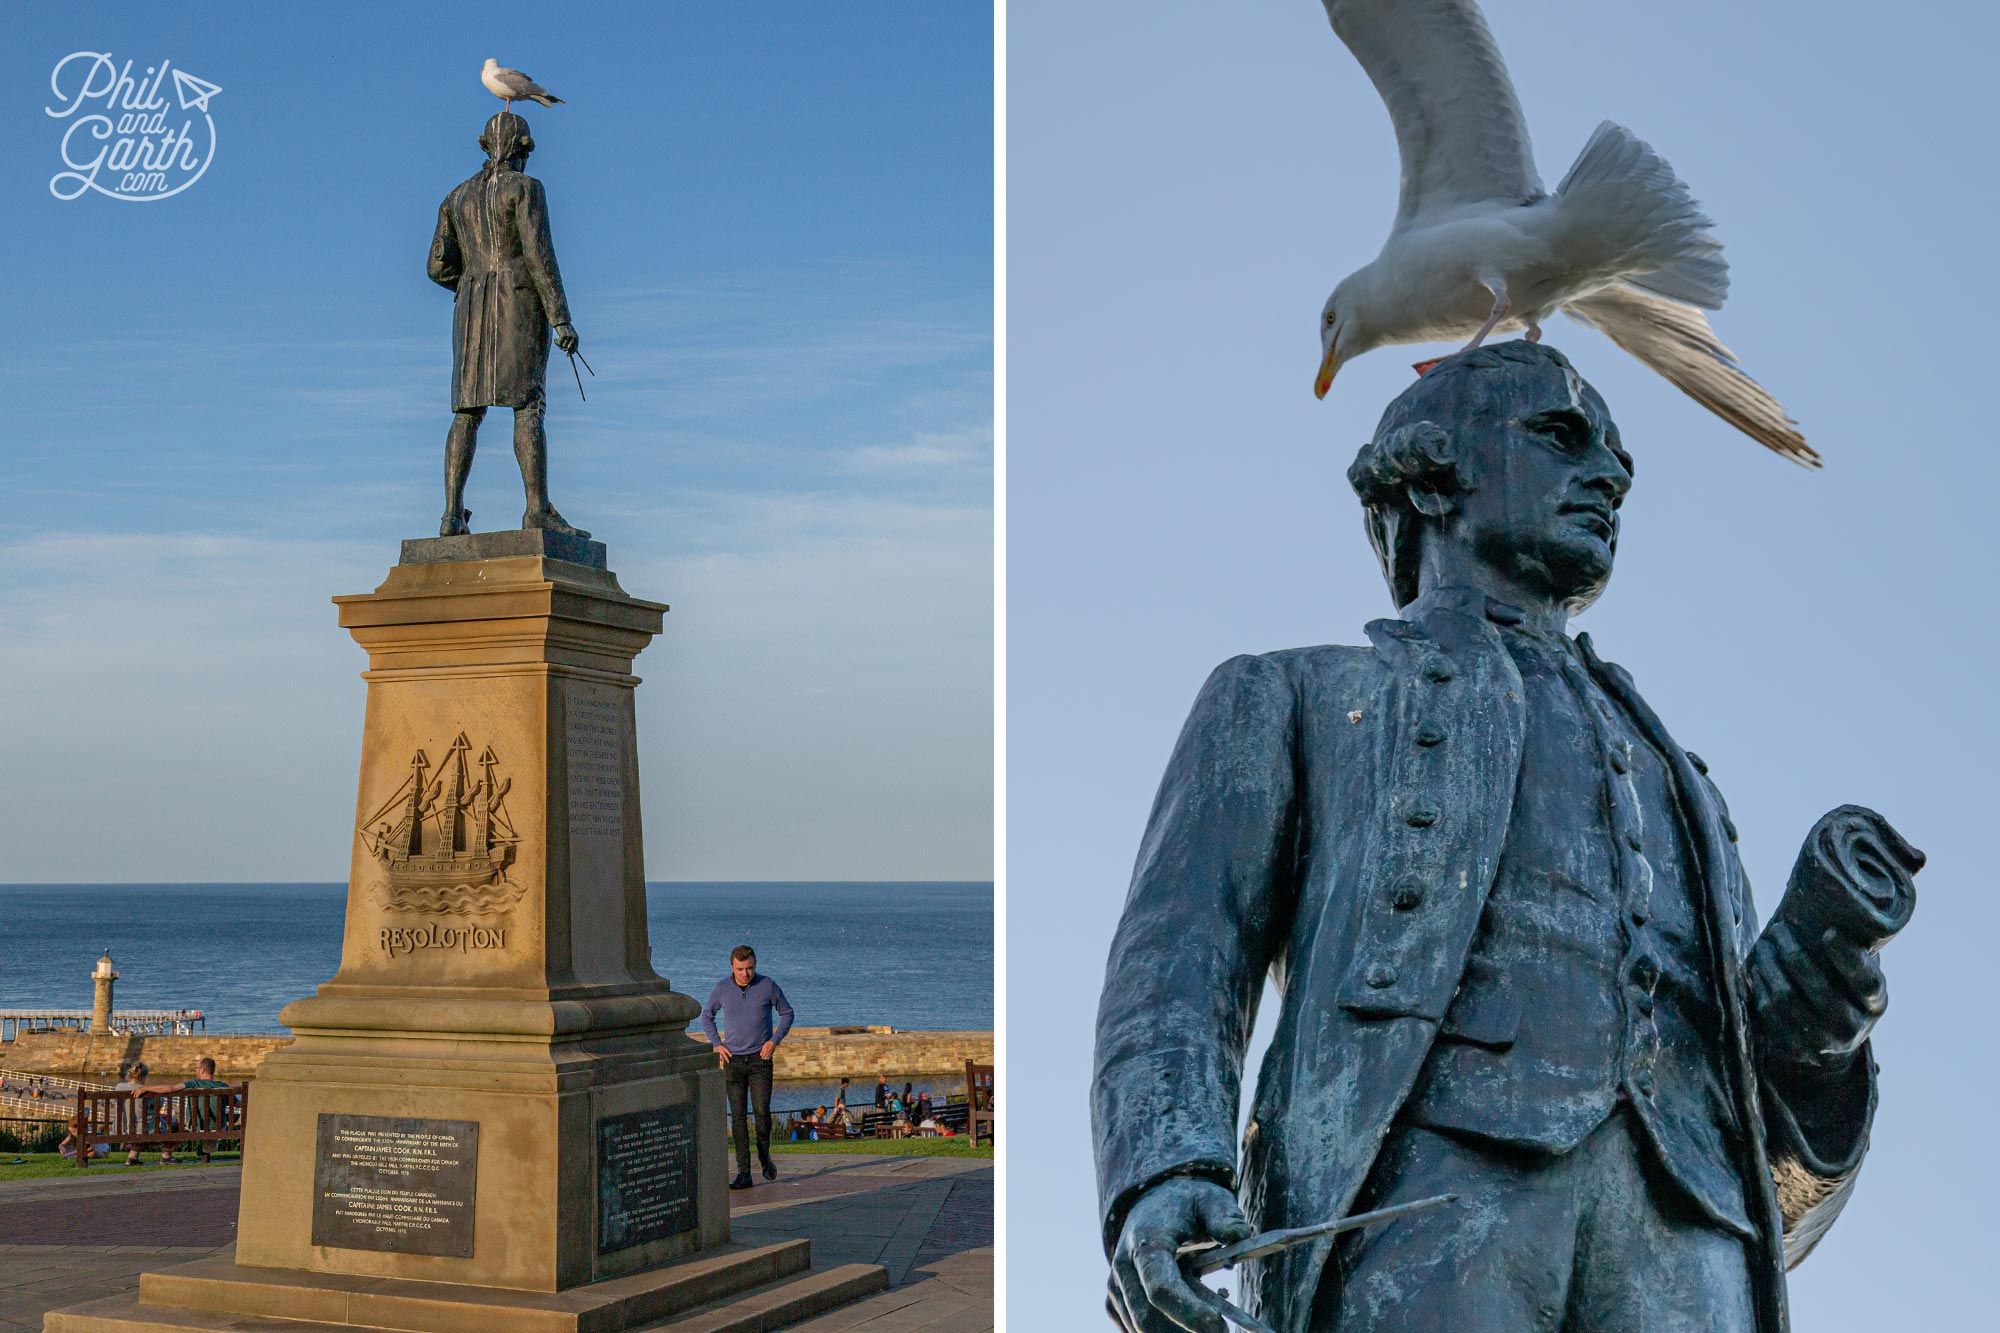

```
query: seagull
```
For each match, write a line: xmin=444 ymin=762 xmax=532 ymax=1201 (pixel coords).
xmin=1312 ymin=0 xmax=1814 ymax=465
xmin=481 ymin=58 xmax=565 ymax=112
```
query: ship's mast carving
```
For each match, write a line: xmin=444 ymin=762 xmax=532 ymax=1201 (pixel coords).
xmin=358 ymin=735 xmax=520 ymax=911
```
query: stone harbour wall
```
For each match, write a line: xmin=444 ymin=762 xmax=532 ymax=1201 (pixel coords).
xmin=0 ymin=1031 xmax=293 ymax=1080
xmin=2 ymin=1024 xmax=993 ymax=1082
xmin=688 ymin=1027 xmax=994 ymax=1079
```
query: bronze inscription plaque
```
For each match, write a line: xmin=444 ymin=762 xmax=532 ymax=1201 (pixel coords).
xmin=311 ymin=1114 xmax=479 ymax=1257
xmin=597 ymin=1102 xmax=696 ymax=1253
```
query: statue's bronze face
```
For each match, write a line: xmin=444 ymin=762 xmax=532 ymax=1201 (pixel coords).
xmin=1448 ymin=362 xmax=1632 ymax=610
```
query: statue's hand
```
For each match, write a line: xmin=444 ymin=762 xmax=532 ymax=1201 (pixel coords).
xmin=553 ymin=323 xmax=579 ymax=353
xmin=1748 ymin=918 xmax=1886 ymax=1073
xmin=1108 ymin=1178 xmax=1251 ymax=1333
xmin=1750 ymin=806 xmax=1922 ymax=1074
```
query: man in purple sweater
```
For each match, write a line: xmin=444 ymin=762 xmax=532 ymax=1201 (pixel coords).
xmin=700 ymin=945 xmax=795 ymax=1189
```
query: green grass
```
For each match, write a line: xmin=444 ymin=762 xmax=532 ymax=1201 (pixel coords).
xmin=769 ymin=1137 xmax=992 ymax=1158
xmin=0 ymin=1151 xmax=242 ymax=1183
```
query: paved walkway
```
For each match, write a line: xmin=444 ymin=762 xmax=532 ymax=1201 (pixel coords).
xmin=0 ymin=1156 xmax=991 ymax=1332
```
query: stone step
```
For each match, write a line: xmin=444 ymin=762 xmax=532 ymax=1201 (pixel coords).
xmin=43 ymin=1262 xmax=888 ymax=1333
xmin=634 ymin=1265 xmax=890 ymax=1333
xmin=45 ymin=1240 xmax=820 ymax=1333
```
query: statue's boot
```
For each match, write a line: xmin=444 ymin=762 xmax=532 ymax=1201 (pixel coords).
xmin=439 ymin=507 xmax=472 ymax=537
xmin=523 ymin=505 xmax=590 ymax=540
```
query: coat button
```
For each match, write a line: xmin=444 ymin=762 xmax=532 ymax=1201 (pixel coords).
xmin=1633 ymin=1070 xmax=1656 ymax=1098
xmin=1365 ymin=964 xmax=1398 ymax=989
xmin=1629 ymin=903 xmax=1649 ymax=927
xmin=1404 ymin=808 xmax=1438 ymax=828
xmin=1722 ymin=817 xmax=1738 ymax=843
xmin=1425 ymin=663 xmax=1454 ymax=683
xmin=1415 ymin=724 xmax=1446 ymax=747
xmin=1391 ymin=879 xmax=1425 ymax=910
xmin=1610 ymin=745 xmax=1630 ymax=775
xmin=1625 ymin=831 xmax=1643 ymax=852
xmin=1634 ymin=990 xmax=1655 ymax=1016
xmin=1687 ymin=751 xmax=1709 ymax=775
xmin=1631 ymin=955 xmax=1660 ymax=988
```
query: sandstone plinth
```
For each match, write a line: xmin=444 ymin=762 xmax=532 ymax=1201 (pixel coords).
xmin=42 ymin=545 xmax=885 ymax=1332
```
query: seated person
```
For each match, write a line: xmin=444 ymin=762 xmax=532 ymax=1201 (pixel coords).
xmin=129 ymin=1057 xmax=232 ymax=1164
xmin=58 ymin=1113 xmax=108 ymax=1161
xmin=112 ymin=1063 xmax=151 ymax=1165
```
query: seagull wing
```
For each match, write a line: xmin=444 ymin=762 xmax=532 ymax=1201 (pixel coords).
xmin=496 ymin=67 xmax=543 ymax=96
xmin=1563 ymin=284 xmax=1816 ymax=466
xmin=1322 ymin=0 xmax=1542 ymax=226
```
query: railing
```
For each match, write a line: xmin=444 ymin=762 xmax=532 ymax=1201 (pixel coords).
xmin=0 ymin=1070 xmax=111 ymax=1096
xmin=0 ymin=1010 xmax=207 ymax=1041
xmin=0 ymin=1071 xmax=109 ymax=1120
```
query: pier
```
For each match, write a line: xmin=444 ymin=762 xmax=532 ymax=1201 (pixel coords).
xmin=0 ymin=1009 xmax=204 ymax=1043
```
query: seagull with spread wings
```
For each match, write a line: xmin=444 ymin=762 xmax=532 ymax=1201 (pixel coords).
xmin=1312 ymin=0 xmax=1814 ymax=465
xmin=482 ymin=58 xmax=565 ymax=112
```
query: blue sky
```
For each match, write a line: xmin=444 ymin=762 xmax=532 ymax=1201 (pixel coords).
xmin=1010 ymin=1 xmax=1997 ymax=1327
xmin=0 ymin=4 xmax=992 ymax=881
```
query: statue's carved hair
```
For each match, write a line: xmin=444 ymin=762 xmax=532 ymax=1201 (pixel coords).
xmin=1347 ymin=421 xmax=1465 ymax=611
xmin=479 ymin=112 xmax=535 ymax=166
xmin=1347 ymin=421 xmax=1463 ymax=512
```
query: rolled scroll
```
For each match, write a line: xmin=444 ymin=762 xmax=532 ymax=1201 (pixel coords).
xmin=1770 ymin=805 xmax=1923 ymax=954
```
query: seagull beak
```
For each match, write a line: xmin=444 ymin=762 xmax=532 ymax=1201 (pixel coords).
xmin=1314 ymin=345 xmax=1340 ymax=400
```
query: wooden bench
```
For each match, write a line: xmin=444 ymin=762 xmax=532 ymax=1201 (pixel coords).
xmin=964 ymin=1060 xmax=995 ymax=1147
xmin=75 ymin=1085 xmax=248 ymax=1167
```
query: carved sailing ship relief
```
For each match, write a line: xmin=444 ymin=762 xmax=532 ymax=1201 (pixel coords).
xmin=358 ymin=732 xmax=524 ymax=914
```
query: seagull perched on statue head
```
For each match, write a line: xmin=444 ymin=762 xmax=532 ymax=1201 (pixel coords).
xmin=482 ymin=58 xmax=564 ymax=112
xmin=1312 ymin=0 xmax=1814 ymax=465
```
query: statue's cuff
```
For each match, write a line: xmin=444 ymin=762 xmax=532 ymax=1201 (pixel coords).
xmin=1101 ymin=1159 xmax=1238 ymax=1259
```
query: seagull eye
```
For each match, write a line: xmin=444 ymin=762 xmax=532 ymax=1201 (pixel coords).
xmin=1324 ymin=310 xmax=1338 ymax=328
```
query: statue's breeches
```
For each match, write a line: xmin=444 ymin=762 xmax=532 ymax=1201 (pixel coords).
xmin=1325 ymin=1110 xmax=1752 ymax=1331
xmin=451 ymin=269 xmax=553 ymax=410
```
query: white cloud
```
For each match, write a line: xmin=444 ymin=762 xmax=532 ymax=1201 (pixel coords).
xmin=845 ymin=424 xmax=994 ymax=475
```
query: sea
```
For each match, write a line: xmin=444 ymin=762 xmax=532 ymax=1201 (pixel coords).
xmin=0 ymin=882 xmax=991 ymax=1116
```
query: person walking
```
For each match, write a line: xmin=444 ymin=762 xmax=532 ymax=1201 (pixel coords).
xmin=832 ymin=1077 xmax=853 ymax=1131
xmin=699 ymin=945 xmax=794 ymax=1190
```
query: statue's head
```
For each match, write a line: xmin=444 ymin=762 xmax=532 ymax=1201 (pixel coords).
xmin=479 ymin=111 xmax=534 ymax=167
xmin=1347 ymin=341 xmax=1633 ymax=614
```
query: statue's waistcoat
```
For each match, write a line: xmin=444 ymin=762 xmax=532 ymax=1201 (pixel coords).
xmin=1401 ymin=618 xmax=1750 ymax=1236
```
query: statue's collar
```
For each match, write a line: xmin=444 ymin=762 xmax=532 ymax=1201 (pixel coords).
xmin=1401 ymin=585 xmax=1567 ymax=639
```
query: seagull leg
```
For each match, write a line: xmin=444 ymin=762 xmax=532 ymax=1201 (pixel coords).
xmin=1464 ymin=296 xmax=1504 ymax=348
xmin=1463 ymin=276 xmax=1512 ymax=350
xmin=1525 ymin=320 xmax=1543 ymax=344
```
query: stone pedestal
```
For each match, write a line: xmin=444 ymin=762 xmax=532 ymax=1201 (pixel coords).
xmin=44 ymin=536 xmax=888 ymax=1331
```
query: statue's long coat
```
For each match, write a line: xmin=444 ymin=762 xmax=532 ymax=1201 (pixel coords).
xmin=1092 ymin=599 xmax=1874 ymax=1333
xmin=427 ymin=164 xmax=572 ymax=411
